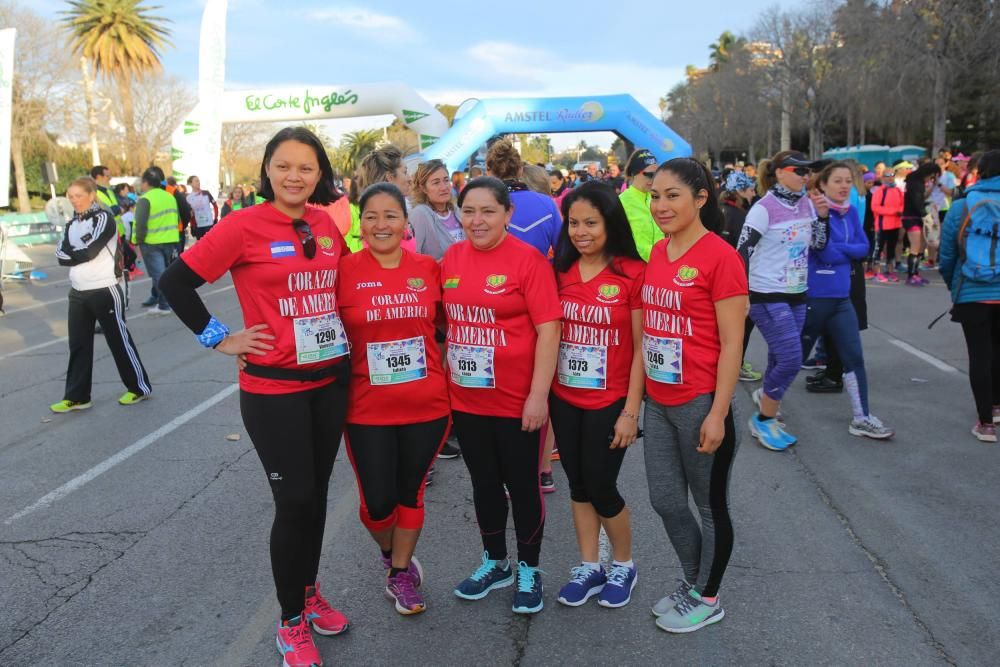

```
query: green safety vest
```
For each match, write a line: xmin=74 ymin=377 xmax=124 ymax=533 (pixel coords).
xmin=346 ymin=202 xmax=362 ymax=253
xmin=95 ymin=187 xmax=125 ymax=237
xmin=137 ymin=188 xmax=180 ymax=245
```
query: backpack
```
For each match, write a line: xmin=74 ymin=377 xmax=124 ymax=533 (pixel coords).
xmin=958 ymin=193 xmax=1000 ymax=283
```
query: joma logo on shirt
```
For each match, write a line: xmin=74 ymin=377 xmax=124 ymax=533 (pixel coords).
xmin=356 ymin=281 xmax=383 ymax=289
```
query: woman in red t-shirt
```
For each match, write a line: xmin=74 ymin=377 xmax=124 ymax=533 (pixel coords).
xmin=336 ymin=183 xmax=450 ymax=616
xmin=641 ymin=158 xmax=748 ymax=635
xmin=548 ymin=181 xmax=646 ymax=609
xmin=442 ymin=177 xmax=561 ymax=615
xmin=159 ymin=127 xmax=349 ymax=666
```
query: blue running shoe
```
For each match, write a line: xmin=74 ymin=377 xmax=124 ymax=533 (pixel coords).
xmin=597 ymin=563 xmax=637 ymax=608
xmin=512 ymin=562 xmax=544 ymax=614
xmin=557 ymin=565 xmax=606 ymax=606
xmin=749 ymin=412 xmax=794 ymax=451
xmin=454 ymin=552 xmax=514 ymax=600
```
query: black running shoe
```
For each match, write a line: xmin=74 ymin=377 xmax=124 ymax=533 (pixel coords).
xmin=437 ymin=441 xmax=461 ymax=459
xmin=806 ymin=377 xmax=843 ymax=393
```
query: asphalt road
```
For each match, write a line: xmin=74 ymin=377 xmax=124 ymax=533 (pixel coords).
xmin=0 ymin=244 xmax=996 ymax=666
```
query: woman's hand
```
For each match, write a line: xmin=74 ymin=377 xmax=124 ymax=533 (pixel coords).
xmin=697 ymin=413 xmax=726 ymax=455
xmin=521 ymin=393 xmax=548 ymax=432
xmin=610 ymin=414 xmax=638 ymax=449
xmin=809 ymin=189 xmax=829 ymax=218
xmin=215 ymin=324 xmax=275 ymax=358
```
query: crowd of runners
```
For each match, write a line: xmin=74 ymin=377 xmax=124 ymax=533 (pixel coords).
xmin=43 ymin=125 xmax=1000 ymax=666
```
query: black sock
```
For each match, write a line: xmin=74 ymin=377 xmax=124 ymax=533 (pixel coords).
xmin=389 ymin=566 xmax=407 ymax=577
xmin=907 ymin=254 xmax=915 ymax=277
xmin=380 ymin=548 xmax=392 ymax=559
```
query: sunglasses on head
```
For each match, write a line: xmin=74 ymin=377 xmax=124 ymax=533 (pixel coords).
xmin=781 ymin=166 xmax=810 ymax=177
xmin=292 ymin=219 xmax=316 ymax=259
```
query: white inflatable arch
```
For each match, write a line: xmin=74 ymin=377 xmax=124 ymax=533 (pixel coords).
xmin=170 ymin=0 xmax=448 ymax=196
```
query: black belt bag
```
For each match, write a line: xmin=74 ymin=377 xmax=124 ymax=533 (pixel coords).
xmin=243 ymin=359 xmax=349 ymax=384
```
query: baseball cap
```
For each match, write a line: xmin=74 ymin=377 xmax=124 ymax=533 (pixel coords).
xmin=774 ymin=151 xmax=821 ymax=169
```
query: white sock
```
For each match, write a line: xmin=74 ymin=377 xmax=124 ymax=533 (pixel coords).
xmin=581 ymin=561 xmax=601 ymax=571
xmin=612 ymin=559 xmax=634 ymax=569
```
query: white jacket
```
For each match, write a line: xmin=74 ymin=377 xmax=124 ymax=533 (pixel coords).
xmin=55 ymin=205 xmax=119 ymax=291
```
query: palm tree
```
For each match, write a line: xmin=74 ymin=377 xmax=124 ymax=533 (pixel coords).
xmin=338 ymin=129 xmax=382 ymax=174
xmin=61 ymin=0 xmax=172 ymax=173
xmin=709 ymin=31 xmax=745 ymax=71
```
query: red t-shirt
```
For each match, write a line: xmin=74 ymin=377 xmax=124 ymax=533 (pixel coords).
xmin=441 ymin=234 xmax=562 ymax=419
xmin=642 ymin=233 xmax=748 ymax=406
xmin=552 ymin=257 xmax=645 ymax=409
xmin=182 ymin=203 xmax=349 ymax=395
xmin=337 ymin=249 xmax=450 ymax=425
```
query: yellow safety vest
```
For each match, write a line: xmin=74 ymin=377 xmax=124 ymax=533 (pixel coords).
xmin=137 ymin=188 xmax=180 ymax=245
xmin=95 ymin=187 xmax=124 ymax=237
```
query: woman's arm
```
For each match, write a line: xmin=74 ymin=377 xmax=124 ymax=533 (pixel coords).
xmin=610 ymin=309 xmax=646 ymax=448
xmin=699 ymin=295 xmax=746 ymax=454
xmin=521 ymin=320 xmax=560 ymax=432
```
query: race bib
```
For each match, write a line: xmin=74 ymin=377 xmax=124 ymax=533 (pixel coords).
xmin=367 ymin=336 xmax=427 ymax=385
xmin=293 ymin=311 xmax=349 ymax=364
xmin=447 ymin=343 xmax=495 ymax=388
xmin=643 ymin=333 xmax=682 ymax=384
xmin=786 ymin=242 xmax=808 ymax=290
xmin=558 ymin=342 xmax=607 ymax=390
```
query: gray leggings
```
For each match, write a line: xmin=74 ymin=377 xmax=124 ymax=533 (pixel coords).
xmin=643 ymin=394 xmax=739 ymax=598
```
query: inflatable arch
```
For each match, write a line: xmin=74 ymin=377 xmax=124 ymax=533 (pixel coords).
xmin=422 ymin=95 xmax=692 ymax=175
xmin=170 ymin=0 xmax=449 ymax=196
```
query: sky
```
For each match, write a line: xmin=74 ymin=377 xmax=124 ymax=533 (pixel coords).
xmin=32 ymin=0 xmax=799 ymax=151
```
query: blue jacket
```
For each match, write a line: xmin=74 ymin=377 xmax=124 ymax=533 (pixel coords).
xmin=939 ymin=175 xmax=1000 ymax=304
xmin=508 ymin=190 xmax=562 ymax=258
xmin=808 ymin=205 xmax=869 ymax=299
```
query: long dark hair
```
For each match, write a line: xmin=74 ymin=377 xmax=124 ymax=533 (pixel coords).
xmin=554 ymin=181 xmax=641 ymax=274
xmin=258 ymin=126 xmax=336 ymax=206
xmin=655 ymin=158 xmax=725 ymax=234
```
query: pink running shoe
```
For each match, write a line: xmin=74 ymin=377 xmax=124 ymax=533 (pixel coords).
xmin=875 ymin=273 xmax=889 ymax=283
xmin=906 ymin=276 xmax=923 ymax=286
xmin=304 ymin=584 xmax=349 ymax=636
xmin=276 ymin=615 xmax=323 ymax=667
xmin=385 ymin=570 xmax=426 ymax=615
xmin=887 ymin=272 xmax=900 ymax=283
xmin=917 ymin=275 xmax=931 ymax=285
xmin=992 ymin=405 xmax=1000 ymax=424
xmin=972 ymin=422 xmax=998 ymax=443
xmin=380 ymin=554 xmax=424 ymax=588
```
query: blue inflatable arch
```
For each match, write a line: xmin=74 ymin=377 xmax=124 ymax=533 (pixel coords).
xmin=423 ymin=95 xmax=692 ymax=174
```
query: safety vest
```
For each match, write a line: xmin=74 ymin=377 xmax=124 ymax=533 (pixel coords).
xmin=96 ymin=187 xmax=125 ymax=237
xmin=137 ymin=188 xmax=180 ymax=245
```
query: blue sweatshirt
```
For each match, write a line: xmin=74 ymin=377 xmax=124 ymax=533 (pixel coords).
xmin=508 ymin=190 xmax=562 ymax=258
xmin=939 ymin=175 xmax=1000 ymax=304
xmin=807 ymin=205 xmax=869 ymax=299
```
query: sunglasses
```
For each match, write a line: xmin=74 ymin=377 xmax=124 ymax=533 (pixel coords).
xmin=641 ymin=170 xmax=657 ymax=179
xmin=292 ymin=219 xmax=316 ymax=260
xmin=781 ymin=166 xmax=810 ymax=177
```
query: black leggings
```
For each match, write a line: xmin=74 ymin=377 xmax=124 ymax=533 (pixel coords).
xmin=955 ymin=303 xmax=1000 ymax=424
xmin=344 ymin=417 xmax=449 ymax=532
xmin=452 ymin=411 xmax=545 ymax=566
xmin=742 ymin=315 xmax=755 ymax=361
xmin=241 ymin=380 xmax=348 ymax=620
xmin=876 ymin=229 xmax=899 ymax=271
xmin=548 ymin=394 xmax=627 ymax=518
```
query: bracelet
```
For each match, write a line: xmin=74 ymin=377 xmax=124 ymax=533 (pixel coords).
xmin=197 ymin=316 xmax=230 ymax=349
xmin=620 ymin=409 xmax=639 ymax=421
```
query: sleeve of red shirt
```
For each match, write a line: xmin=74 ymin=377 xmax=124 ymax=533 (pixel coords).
xmin=711 ymin=248 xmax=750 ymax=302
xmin=627 ymin=260 xmax=645 ymax=310
xmin=181 ymin=215 xmax=245 ymax=283
xmin=521 ymin=251 xmax=562 ymax=326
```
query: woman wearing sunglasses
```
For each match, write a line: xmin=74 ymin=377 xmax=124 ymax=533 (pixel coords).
xmin=443 ymin=177 xmax=561 ymax=615
xmin=619 ymin=148 xmax=663 ymax=262
xmin=737 ymin=150 xmax=830 ymax=451
xmin=336 ymin=183 xmax=451 ymax=616
xmin=160 ymin=127 xmax=349 ymax=667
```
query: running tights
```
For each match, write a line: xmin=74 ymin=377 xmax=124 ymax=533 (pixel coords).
xmin=643 ymin=394 xmax=738 ymax=598
xmin=452 ymin=411 xmax=545 ymax=566
xmin=749 ymin=302 xmax=807 ymax=403
xmin=548 ymin=394 xmax=628 ymax=518
xmin=956 ymin=303 xmax=1000 ymax=425
xmin=876 ymin=230 xmax=899 ymax=272
xmin=241 ymin=380 xmax=348 ymax=620
xmin=344 ymin=417 xmax=449 ymax=532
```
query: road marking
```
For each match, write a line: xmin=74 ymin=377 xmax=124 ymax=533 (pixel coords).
xmin=888 ymin=339 xmax=959 ymax=374
xmin=4 ymin=383 xmax=240 ymax=525
xmin=0 ymin=285 xmax=234 ymax=363
xmin=2 ymin=278 xmax=152 ymax=314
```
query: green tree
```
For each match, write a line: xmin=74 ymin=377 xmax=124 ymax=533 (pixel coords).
xmin=61 ymin=0 xmax=172 ymax=173
xmin=709 ymin=31 xmax=745 ymax=71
